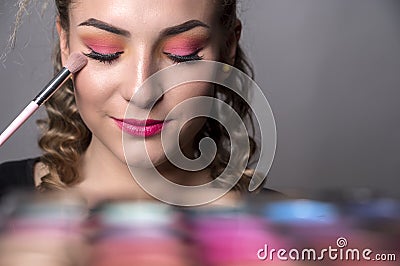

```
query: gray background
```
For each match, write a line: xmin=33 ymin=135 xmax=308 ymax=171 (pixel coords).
xmin=1 ymin=0 xmax=399 ymax=197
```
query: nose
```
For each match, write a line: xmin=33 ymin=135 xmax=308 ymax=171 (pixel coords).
xmin=121 ymin=49 xmax=163 ymax=109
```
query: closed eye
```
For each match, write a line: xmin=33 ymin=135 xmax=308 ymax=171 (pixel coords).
xmin=83 ymin=49 xmax=124 ymax=64
xmin=164 ymin=49 xmax=203 ymax=64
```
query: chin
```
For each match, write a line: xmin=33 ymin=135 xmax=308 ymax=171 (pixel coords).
xmin=126 ymin=157 xmax=168 ymax=169
xmin=123 ymin=145 xmax=167 ymax=169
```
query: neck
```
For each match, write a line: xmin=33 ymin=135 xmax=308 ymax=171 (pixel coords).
xmin=76 ymin=136 xmax=214 ymax=207
xmin=76 ymin=136 xmax=152 ymax=207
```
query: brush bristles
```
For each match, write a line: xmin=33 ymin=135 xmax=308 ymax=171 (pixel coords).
xmin=65 ymin=52 xmax=88 ymax=73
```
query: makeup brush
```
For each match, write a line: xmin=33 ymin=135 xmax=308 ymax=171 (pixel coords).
xmin=0 ymin=52 xmax=88 ymax=147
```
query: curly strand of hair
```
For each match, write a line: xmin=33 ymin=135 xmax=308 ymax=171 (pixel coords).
xmin=36 ymin=2 xmax=91 ymax=191
xmin=37 ymin=78 xmax=91 ymax=191
xmin=203 ymin=0 xmax=264 ymax=193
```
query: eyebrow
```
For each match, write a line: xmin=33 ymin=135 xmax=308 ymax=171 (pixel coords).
xmin=78 ymin=18 xmax=131 ymax=37
xmin=161 ymin=20 xmax=210 ymax=37
xmin=78 ymin=18 xmax=210 ymax=38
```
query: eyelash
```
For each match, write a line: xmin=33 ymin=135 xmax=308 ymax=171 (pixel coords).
xmin=83 ymin=49 xmax=203 ymax=64
xmin=164 ymin=50 xmax=203 ymax=64
xmin=83 ymin=49 xmax=123 ymax=64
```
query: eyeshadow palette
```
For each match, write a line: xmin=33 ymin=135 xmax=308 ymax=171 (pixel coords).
xmin=0 ymin=191 xmax=398 ymax=266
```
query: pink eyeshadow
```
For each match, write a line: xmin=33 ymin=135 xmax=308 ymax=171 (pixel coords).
xmin=85 ymin=41 xmax=122 ymax=54
xmin=163 ymin=39 xmax=205 ymax=56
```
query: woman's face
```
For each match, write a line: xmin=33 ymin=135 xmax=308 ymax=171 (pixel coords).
xmin=59 ymin=0 xmax=227 ymax=167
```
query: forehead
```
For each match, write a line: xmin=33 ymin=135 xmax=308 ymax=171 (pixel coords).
xmin=70 ymin=0 xmax=220 ymax=31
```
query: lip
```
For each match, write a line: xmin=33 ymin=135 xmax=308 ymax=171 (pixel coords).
xmin=113 ymin=118 xmax=168 ymax=137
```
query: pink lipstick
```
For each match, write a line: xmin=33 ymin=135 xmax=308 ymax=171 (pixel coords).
xmin=114 ymin=118 xmax=167 ymax=137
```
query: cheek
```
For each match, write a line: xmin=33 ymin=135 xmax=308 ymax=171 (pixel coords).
xmin=164 ymin=82 xmax=214 ymax=114
xmin=72 ymin=67 xmax=119 ymax=116
xmin=165 ymin=82 xmax=214 ymax=135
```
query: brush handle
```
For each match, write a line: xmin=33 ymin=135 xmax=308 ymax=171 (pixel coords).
xmin=33 ymin=67 xmax=71 ymax=105
xmin=0 ymin=101 xmax=39 ymax=147
xmin=0 ymin=67 xmax=72 ymax=147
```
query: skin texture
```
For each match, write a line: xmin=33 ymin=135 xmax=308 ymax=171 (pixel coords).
xmin=55 ymin=0 xmax=240 ymax=205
